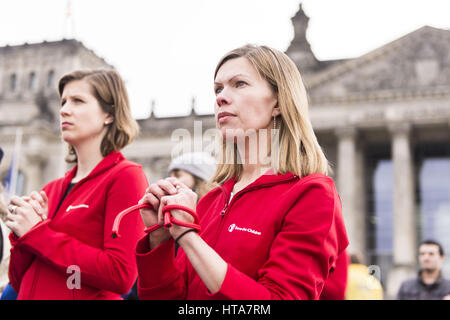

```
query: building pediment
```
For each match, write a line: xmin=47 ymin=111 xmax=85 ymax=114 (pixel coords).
xmin=306 ymin=26 xmax=450 ymax=104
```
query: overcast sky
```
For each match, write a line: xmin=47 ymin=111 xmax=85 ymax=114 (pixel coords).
xmin=1 ymin=0 xmax=450 ymax=119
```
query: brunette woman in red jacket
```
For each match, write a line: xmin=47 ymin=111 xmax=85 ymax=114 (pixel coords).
xmin=5 ymin=70 xmax=148 ymax=299
xmin=136 ymin=45 xmax=349 ymax=300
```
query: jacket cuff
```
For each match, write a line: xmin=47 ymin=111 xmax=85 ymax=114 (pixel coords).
xmin=135 ymin=234 xmax=178 ymax=289
xmin=205 ymin=263 xmax=271 ymax=300
xmin=14 ymin=220 xmax=52 ymax=251
xmin=9 ymin=232 xmax=19 ymax=246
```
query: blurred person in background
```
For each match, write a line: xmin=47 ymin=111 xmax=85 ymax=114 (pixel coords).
xmin=397 ymin=240 xmax=450 ymax=300
xmin=1 ymin=183 xmax=18 ymax=300
xmin=168 ymin=152 xmax=217 ymax=201
xmin=0 ymin=147 xmax=9 ymax=292
xmin=0 ymin=147 xmax=18 ymax=300
xmin=167 ymin=152 xmax=217 ymax=257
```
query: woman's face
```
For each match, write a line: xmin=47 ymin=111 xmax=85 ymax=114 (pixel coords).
xmin=214 ymin=57 xmax=278 ymax=141
xmin=60 ymin=79 xmax=112 ymax=147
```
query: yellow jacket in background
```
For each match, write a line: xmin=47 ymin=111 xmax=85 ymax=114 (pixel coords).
xmin=345 ymin=263 xmax=384 ymax=300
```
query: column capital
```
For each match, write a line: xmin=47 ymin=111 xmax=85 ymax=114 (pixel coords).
xmin=335 ymin=126 xmax=358 ymax=139
xmin=24 ymin=152 xmax=46 ymax=165
xmin=388 ymin=122 xmax=412 ymax=136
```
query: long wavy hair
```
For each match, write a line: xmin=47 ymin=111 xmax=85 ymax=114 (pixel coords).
xmin=211 ymin=44 xmax=331 ymax=185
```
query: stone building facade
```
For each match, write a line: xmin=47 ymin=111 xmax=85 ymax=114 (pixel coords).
xmin=1 ymin=5 xmax=449 ymax=299
xmin=0 ymin=39 xmax=112 ymax=193
xmin=287 ymin=6 xmax=450 ymax=298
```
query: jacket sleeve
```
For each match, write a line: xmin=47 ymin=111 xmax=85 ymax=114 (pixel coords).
xmin=7 ymin=181 xmax=58 ymax=292
xmin=7 ymin=232 xmax=35 ymax=293
xmin=319 ymin=250 xmax=349 ymax=299
xmin=135 ymin=188 xmax=219 ymax=300
xmin=11 ymin=166 xmax=148 ymax=295
xmin=206 ymin=178 xmax=349 ymax=300
xmin=136 ymin=235 xmax=189 ymax=300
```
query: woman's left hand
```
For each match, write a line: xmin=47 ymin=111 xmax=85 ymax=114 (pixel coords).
xmin=158 ymin=177 xmax=198 ymax=240
xmin=5 ymin=196 xmax=43 ymax=237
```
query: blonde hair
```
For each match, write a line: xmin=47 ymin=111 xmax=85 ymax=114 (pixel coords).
xmin=58 ymin=69 xmax=139 ymax=163
xmin=211 ymin=44 xmax=330 ymax=185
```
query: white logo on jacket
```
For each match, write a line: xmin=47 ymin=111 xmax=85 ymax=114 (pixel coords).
xmin=66 ymin=204 xmax=89 ymax=212
xmin=228 ymin=223 xmax=261 ymax=236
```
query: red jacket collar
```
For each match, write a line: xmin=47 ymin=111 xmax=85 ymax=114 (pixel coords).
xmin=62 ymin=151 xmax=124 ymax=189
xmin=222 ymin=170 xmax=298 ymax=195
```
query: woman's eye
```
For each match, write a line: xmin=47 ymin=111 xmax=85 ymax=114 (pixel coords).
xmin=60 ymin=100 xmax=66 ymax=106
xmin=236 ymin=81 xmax=247 ymax=87
xmin=214 ymin=87 xmax=223 ymax=94
xmin=74 ymin=98 xmax=84 ymax=103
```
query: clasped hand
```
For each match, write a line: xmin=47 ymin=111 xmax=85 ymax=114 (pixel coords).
xmin=5 ymin=191 xmax=49 ymax=237
xmin=139 ymin=177 xmax=198 ymax=243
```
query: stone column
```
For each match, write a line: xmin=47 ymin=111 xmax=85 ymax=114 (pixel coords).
xmin=0 ymin=57 xmax=4 ymax=94
xmin=336 ymin=126 xmax=365 ymax=258
xmin=23 ymin=154 xmax=44 ymax=195
xmin=354 ymin=139 xmax=367 ymax=262
xmin=42 ymin=153 xmax=66 ymax=185
xmin=386 ymin=123 xmax=417 ymax=299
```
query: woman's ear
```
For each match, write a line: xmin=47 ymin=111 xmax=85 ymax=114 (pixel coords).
xmin=104 ymin=114 xmax=114 ymax=125
xmin=272 ymin=103 xmax=281 ymax=117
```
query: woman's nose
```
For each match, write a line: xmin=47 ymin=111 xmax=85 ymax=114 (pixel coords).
xmin=60 ymin=103 xmax=71 ymax=117
xmin=216 ymin=90 xmax=230 ymax=107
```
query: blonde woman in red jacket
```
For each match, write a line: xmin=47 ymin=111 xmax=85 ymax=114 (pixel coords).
xmin=136 ymin=45 xmax=349 ymax=300
xmin=5 ymin=70 xmax=148 ymax=299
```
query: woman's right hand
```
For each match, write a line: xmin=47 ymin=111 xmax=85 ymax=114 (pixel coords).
xmin=23 ymin=190 xmax=49 ymax=220
xmin=139 ymin=180 xmax=179 ymax=248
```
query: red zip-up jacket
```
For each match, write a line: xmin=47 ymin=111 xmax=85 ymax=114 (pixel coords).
xmin=136 ymin=172 xmax=349 ymax=300
xmin=8 ymin=151 xmax=148 ymax=300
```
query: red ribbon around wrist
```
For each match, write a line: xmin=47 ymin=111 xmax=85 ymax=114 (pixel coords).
xmin=111 ymin=203 xmax=201 ymax=238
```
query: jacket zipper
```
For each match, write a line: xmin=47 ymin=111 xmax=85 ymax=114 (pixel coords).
xmin=212 ymin=175 xmax=298 ymax=246
xmin=52 ymin=156 xmax=120 ymax=219
xmin=52 ymin=163 xmax=105 ymax=220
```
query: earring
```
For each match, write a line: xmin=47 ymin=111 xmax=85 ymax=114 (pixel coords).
xmin=273 ymin=115 xmax=277 ymax=130
xmin=104 ymin=121 xmax=109 ymax=125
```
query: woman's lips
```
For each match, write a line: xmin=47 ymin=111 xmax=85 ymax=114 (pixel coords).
xmin=61 ymin=122 xmax=73 ymax=129
xmin=217 ymin=112 xmax=236 ymax=124
xmin=218 ymin=115 xmax=235 ymax=124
